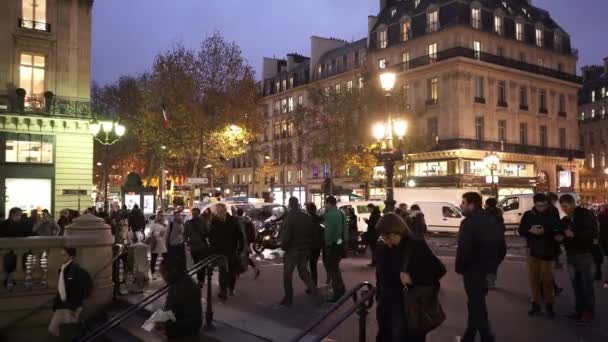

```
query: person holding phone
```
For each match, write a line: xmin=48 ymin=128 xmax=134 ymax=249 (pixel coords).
xmin=518 ymin=193 xmax=561 ymax=317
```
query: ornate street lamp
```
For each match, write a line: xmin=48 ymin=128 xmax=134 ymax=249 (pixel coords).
xmin=90 ymin=119 xmax=126 ymax=212
xmin=484 ymin=152 xmax=500 ymax=198
xmin=373 ymin=71 xmax=407 ymax=213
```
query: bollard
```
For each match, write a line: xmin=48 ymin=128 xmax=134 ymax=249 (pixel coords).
xmin=356 ymin=298 xmax=369 ymax=342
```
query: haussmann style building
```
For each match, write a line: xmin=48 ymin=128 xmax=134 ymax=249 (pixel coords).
xmin=229 ymin=0 xmax=584 ymax=205
xmin=578 ymin=58 xmax=608 ymax=205
xmin=0 ymin=0 xmax=95 ymax=218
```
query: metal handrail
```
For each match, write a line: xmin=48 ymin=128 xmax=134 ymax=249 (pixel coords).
xmin=290 ymin=282 xmax=376 ymax=342
xmin=77 ymin=254 xmax=227 ymax=342
xmin=0 ymin=244 xmax=125 ymax=333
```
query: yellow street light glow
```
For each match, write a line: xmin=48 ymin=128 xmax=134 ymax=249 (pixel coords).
xmin=379 ymin=72 xmax=396 ymax=92
xmin=483 ymin=153 xmax=500 ymax=171
xmin=393 ymin=120 xmax=407 ymax=138
xmin=373 ymin=123 xmax=386 ymax=141
xmin=114 ymin=123 xmax=126 ymax=137
xmin=89 ymin=122 xmax=101 ymax=135
xmin=101 ymin=121 xmax=114 ymax=133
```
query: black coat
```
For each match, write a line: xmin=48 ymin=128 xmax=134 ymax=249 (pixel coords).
xmin=53 ymin=262 xmax=93 ymax=311
xmin=518 ymin=208 xmax=561 ymax=260
xmin=0 ymin=219 xmax=33 ymax=237
xmin=184 ymin=217 xmax=210 ymax=253
xmin=599 ymin=213 xmax=608 ymax=254
xmin=164 ymin=274 xmax=202 ymax=340
xmin=209 ymin=214 xmax=244 ymax=256
xmin=376 ymin=238 xmax=445 ymax=341
xmin=309 ymin=213 xmax=324 ymax=250
xmin=366 ymin=208 xmax=381 ymax=242
xmin=456 ymin=208 xmax=505 ymax=275
xmin=559 ymin=207 xmax=598 ymax=256
xmin=281 ymin=209 xmax=316 ymax=252
xmin=128 ymin=209 xmax=146 ymax=232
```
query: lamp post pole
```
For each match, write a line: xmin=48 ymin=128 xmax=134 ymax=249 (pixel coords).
xmin=374 ymin=72 xmax=407 ymax=213
xmin=484 ymin=152 xmax=500 ymax=199
xmin=90 ymin=119 xmax=126 ymax=213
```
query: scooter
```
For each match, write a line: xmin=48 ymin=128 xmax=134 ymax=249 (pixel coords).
xmin=252 ymin=220 xmax=281 ymax=254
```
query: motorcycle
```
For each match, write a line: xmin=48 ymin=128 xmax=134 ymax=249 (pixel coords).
xmin=252 ymin=220 xmax=281 ymax=254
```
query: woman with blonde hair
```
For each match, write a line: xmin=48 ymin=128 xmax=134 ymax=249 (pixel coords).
xmin=147 ymin=211 xmax=169 ymax=279
xmin=375 ymin=213 xmax=446 ymax=342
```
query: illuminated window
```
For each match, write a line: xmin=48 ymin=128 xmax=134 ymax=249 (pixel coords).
xmin=494 ymin=16 xmax=503 ymax=35
xmin=538 ymin=58 xmax=544 ymax=67
xmin=289 ymin=76 xmax=294 ymax=89
xmin=5 ymin=133 xmax=53 ymax=164
xmin=402 ymin=51 xmax=410 ymax=70
xmin=473 ymin=41 xmax=481 ymax=60
xmin=297 ymin=95 xmax=303 ymax=106
xmin=323 ymin=163 xmax=330 ymax=178
xmin=403 ymin=83 xmax=411 ymax=110
xmin=475 ymin=76 xmax=484 ymax=100
xmin=391 ymin=8 xmax=397 ymax=17
xmin=471 ymin=8 xmax=481 ymax=29
xmin=592 ymin=90 xmax=596 ymax=103
xmin=378 ymin=30 xmax=387 ymax=49
xmin=19 ymin=53 xmax=45 ymax=107
xmin=590 ymin=153 xmax=595 ymax=169
xmin=427 ymin=10 xmax=439 ymax=32
xmin=358 ymin=77 xmax=364 ymax=89
xmin=347 ymin=80 xmax=353 ymax=92
xmin=287 ymin=171 xmax=293 ymax=183
xmin=335 ymin=83 xmax=341 ymax=93
xmin=428 ymin=43 xmax=437 ymax=62
xmin=288 ymin=97 xmax=294 ymax=112
xmin=427 ymin=117 xmax=438 ymax=138
xmin=402 ymin=21 xmax=411 ymax=41
xmin=21 ymin=0 xmax=47 ymax=30
xmin=475 ymin=117 xmax=484 ymax=140
xmin=536 ymin=28 xmax=544 ymax=47
xmin=428 ymin=77 xmax=438 ymax=102
xmin=516 ymin=22 xmax=524 ymax=41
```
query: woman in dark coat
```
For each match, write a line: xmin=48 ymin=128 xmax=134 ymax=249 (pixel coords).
xmin=375 ymin=213 xmax=446 ymax=342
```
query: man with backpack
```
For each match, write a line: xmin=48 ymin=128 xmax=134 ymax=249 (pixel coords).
xmin=48 ymin=247 xmax=93 ymax=338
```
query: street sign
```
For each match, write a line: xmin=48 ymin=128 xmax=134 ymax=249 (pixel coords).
xmin=62 ymin=189 xmax=88 ymax=195
xmin=186 ymin=177 xmax=209 ymax=185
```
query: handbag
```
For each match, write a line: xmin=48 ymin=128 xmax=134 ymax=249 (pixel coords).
xmin=401 ymin=241 xmax=446 ymax=334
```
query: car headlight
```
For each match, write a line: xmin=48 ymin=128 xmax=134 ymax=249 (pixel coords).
xmin=263 ymin=235 xmax=271 ymax=241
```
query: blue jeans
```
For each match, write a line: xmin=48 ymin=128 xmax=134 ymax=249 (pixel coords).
xmin=567 ymin=253 xmax=595 ymax=315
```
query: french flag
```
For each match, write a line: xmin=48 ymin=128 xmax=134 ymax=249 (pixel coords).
xmin=161 ymin=104 xmax=170 ymax=129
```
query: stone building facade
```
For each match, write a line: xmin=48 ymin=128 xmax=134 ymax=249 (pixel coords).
xmin=578 ymin=59 xmax=608 ymax=204
xmin=229 ymin=0 xmax=583 ymax=204
xmin=0 ymin=0 xmax=95 ymax=217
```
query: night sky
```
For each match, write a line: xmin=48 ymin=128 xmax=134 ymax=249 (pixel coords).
xmin=92 ymin=0 xmax=608 ymax=85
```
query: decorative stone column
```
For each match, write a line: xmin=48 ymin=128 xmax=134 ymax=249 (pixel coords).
xmin=64 ymin=213 xmax=114 ymax=319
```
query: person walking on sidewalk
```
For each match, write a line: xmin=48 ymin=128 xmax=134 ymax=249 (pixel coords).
xmin=556 ymin=194 xmax=598 ymax=323
xmin=375 ymin=213 xmax=446 ymax=342
xmin=235 ymin=208 xmax=261 ymax=279
xmin=518 ymin=193 xmax=560 ymax=317
xmin=365 ymin=203 xmax=381 ymax=267
xmin=324 ymin=196 xmax=348 ymax=302
xmin=167 ymin=211 xmax=186 ymax=264
xmin=128 ymin=204 xmax=146 ymax=242
xmin=305 ymin=202 xmax=327 ymax=287
xmin=184 ymin=207 xmax=210 ymax=287
xmin=484 ymin=198 xmax=506 ymax=289
xmin=209 ymin=203 xmax=244 ymax=300
xmin=278 ymin=197 xmax=319 ymax=307
xmin=456 ymin=192 xmax=503 ymax=342
xmin=148 ymin=211 xmax=169 ymax=280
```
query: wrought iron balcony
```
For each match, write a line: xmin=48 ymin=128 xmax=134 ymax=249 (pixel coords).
xmin=18 ymin=18 xmax=51 ymax=32
xmin=390 ymin=47 xmax=582 ymax=84
xmin=0 ymin=94 xmax=92 ymax=119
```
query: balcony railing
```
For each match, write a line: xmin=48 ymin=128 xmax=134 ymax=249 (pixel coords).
xmin=18 ymin=18 xmax=51 ymax=32
xmin=390 ymin=47 xmax=582 ymax=84
xmin=433 ymin=138 xmax=585 ymax=159
xmin=0 ymin=94 xmax=93 ymax=119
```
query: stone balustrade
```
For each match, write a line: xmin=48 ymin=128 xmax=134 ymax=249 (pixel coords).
xmin=0 ymin=214 xmax=114 ymax=340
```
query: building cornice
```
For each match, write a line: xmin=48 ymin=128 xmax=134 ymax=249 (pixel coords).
xmin=0 ymin=113 xmax=93 ymax=135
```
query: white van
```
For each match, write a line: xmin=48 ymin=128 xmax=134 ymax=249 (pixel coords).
xmin=498 ymin=193 xmax=578 ymax=231
xmin=336 ymin=201 xmax=385 ymax=233
xmin=411 ymin=201 xmax=464 ymax=233
xmin=395 ymin=188 xmax=473 ymax=207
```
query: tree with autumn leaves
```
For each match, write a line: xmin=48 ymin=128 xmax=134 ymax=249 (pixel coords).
xmin=92 ymin=31 xmax=260 ymax=187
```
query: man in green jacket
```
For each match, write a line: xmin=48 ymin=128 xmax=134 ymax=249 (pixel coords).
xmin=323 ymin=196 xmax=348 ymax=302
